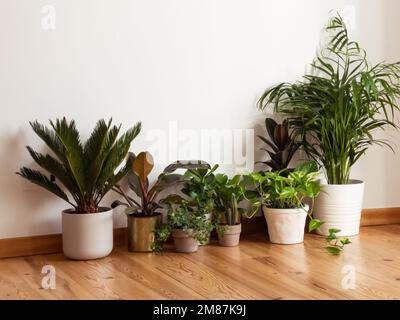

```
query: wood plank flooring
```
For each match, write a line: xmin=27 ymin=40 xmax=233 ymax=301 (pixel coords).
xmin=1 ymin=225 xmax=400 ymax=300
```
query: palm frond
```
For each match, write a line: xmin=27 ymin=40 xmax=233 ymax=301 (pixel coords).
xmin=50 ymin=118 xmax=86 ymax=195
xmin=17 ymin=167 xmax=73 ymax=207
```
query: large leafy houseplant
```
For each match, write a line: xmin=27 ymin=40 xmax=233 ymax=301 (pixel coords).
xmin=112 ymin=151 xmax=210 ymax=216
xmin=258 ymin=15 xmax=400 ymax=184
xmin=257 ymin=118 xmax=299 ymax=171
xmin=17 ymin=118 xmax=141 ymax=213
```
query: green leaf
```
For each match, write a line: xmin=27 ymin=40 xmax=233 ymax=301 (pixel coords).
xmin=163 ymin=160 xmax=210 ymax=174
xmin=17 ymin=167 xmax=71 ymax=205
xmin=50 ymin=118 xmax=86 ymax=196
xmin=326 ymin=246 xmax=342 ymax=255
xmin=328 ymin=228 xmax=342 ymax=234
xmin=340 ymin=238 xmax=352 ymax=245
xmin=296 ymin=160 xmax=318 ymax=175
xmin=309 ymin=219 xmax=324 ymax=232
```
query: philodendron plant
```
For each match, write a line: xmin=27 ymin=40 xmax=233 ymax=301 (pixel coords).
xmin=244 ymin=161 xmax=351 ymax=254
xmin=258 ymin=118 xmax=299 ymax=171
xmin=17 ymin=118 xmax=141 ymax=213
xmin=112 ymin=151 xmax=211 ymax=216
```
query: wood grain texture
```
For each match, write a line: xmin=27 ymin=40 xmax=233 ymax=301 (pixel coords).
xmin=0 ymin=225 xmax=400 ymax=300
xmin=1 ymin=208 xmax=400 ymax=259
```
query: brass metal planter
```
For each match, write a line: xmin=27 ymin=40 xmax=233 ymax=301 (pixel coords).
xmin=127 ymin=213 xmax=162 ymax=252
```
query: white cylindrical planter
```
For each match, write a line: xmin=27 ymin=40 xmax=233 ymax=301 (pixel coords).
xmin=62 ymin=208 xmax=113 ymax=260
xmin=263 ymin=205 xmax=308 ymax=244
xmin=313 ymin=180 xmax=364 ymax=237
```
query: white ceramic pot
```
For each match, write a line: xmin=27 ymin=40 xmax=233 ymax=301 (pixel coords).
xmin=313 ymin=180 xmax=364 ymax=236
xmin=62 ymin=208 xmax=113 ymax=260
xmin=263 ymin=205 xmax=308 ymax=244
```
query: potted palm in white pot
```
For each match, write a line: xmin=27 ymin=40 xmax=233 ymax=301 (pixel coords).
xmin=17 ymin=118 xmax=141 ymax=260
xmin=258 ymin=15 xmax=400 ymax=236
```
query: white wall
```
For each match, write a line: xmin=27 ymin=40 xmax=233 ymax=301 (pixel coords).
xmin=0 ymin=0 xmax=399 ymax=238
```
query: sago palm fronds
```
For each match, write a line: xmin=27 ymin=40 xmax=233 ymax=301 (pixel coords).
xmin=17 ymin=118 xmax=141 ymax=213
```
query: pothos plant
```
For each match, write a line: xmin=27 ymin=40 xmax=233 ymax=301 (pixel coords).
xmin=243 ymin=161 xmax=351 ymax=254
xmin=152 ymin=201 xmax=214 ymax=252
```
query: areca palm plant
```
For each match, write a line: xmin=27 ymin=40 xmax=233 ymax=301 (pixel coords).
xmin=258 ymin=15 xmax=400 ymax=184
xmin=17 ymin=118 xmax=141 ymax=213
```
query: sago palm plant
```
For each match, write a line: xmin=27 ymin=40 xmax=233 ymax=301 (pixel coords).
xmin=258 ymin=15 xmax=400 ymax=184
xmin=17 ymin=118 xmax=141 ymax=213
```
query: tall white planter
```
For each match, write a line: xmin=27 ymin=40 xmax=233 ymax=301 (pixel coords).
xmin=263 ymin=205 xmax=308 ymax=244
xmin=62 ymin=208 xmax=113 ymax=260
xmin=313 ymin=180 xmax=364 ymax=236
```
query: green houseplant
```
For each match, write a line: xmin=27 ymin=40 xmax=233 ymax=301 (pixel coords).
xmin=112 ymin=151 xmax=210 ymax=252
xmin=17 ymin=118 xmax=141 ymax=260
xmin=213 ymin=174 xmax=246 ymax=247
xmin=153 ymin=201 xmax=214 ymax=253
xmin=175 ymin=165 xmax=219 ymax=245
xmin=258 ymin=117 xmax=299 ymax=171
xmin=258 ymin=15 xmax=400 ymax=236
xmin=244 ymin=161 xmax=321 ymax=245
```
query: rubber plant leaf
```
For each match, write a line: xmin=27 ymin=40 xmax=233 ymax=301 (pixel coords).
xmin=133 ymin=151 xmax=154 ymax=189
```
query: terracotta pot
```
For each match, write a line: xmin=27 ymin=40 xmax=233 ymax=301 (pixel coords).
xmin=127 ymin=212 xmax=162 ymax=252
xmin=62 ymin=207 xmax=113 ymax=260
xmin=172 ymin=229 xmax=198 ymax=253
xmin=218 ymin=224 xmax=241 ymax=247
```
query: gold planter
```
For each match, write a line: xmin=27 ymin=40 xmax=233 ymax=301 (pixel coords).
xmin=127 ymin=213 xmax=162 ymax=252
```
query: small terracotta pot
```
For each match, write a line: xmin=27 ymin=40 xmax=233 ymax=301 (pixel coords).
xmin=172 ymin=229 xmax=198 ymax=253
xmin=218 ymin=224 xmax=241 ymax=247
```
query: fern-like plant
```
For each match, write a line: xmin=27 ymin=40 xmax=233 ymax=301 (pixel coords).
xmin=258 ymin=15 xmax=400 ymax=184
xmin=17 ymin=118 xmax=141 ymax=213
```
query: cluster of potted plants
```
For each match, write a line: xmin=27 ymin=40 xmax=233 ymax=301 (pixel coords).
xmin=16 ymin=15 xmax=400 ymax=259
xmin=258 ymin=15 xmax=400 ymax=239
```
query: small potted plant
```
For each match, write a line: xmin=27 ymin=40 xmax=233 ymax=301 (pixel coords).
xmin=180 ymin=165 xmax=219 ymax=245
xmin=17 ymin=118 xmax=141 ymax=260
xmin=112 ymin=151 xmax=210 ymax=252
xmin=153 ymin=202 xmax=214 ymax=253
xmin=213 ymin=174 xmax=246 ymax=247
xmin=244 ymin=161 xmax=321 ymax=244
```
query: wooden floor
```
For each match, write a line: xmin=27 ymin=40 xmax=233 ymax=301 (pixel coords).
xmin=1 ymin=225 xmax=400 ymax=300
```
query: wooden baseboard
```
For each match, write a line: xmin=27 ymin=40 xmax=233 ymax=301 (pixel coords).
xmin=1 ymin=208 xmax=399 ymax=259
xmin=0 ymin=228 xmax=127 ymax=259
xmin=361 ymin=207 xmax=400 ymax=226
